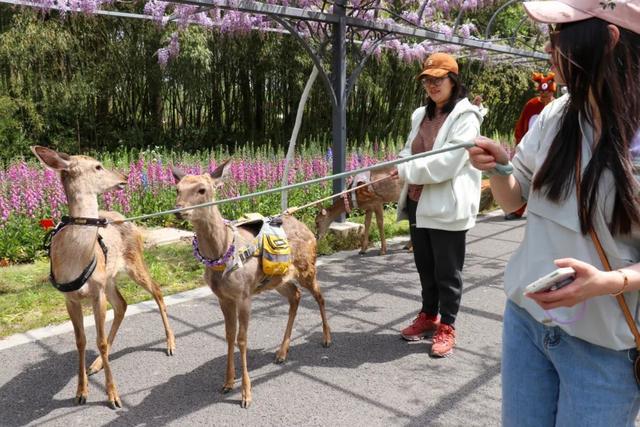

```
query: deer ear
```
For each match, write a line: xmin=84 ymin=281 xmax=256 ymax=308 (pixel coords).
xmin=31 ymin=146 xmax=71 ymax=171
xmin=171 ymin=166 xmax=186 ymax=183
xmin=210 ymin=159 xmax=231 ymax=180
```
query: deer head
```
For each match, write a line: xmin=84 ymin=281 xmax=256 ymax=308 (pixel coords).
xmin=31 ymin=146 xmax=127 ymax=196
xmin=172 ymin=159 xmax=231 ymax=221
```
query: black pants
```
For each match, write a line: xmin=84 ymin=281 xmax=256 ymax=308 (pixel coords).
xmin=406 ymin=198 xmax=467 ymax=326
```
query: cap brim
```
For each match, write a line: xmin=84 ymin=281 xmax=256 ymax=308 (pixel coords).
xmin=523 ymin=1 xmax=591 ymax=24
xmin=416 ymin=69 xmax=449 ymax=80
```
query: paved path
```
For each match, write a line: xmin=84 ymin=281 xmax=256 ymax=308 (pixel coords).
xmin=0 ymin=213 xmax=525 ymax=426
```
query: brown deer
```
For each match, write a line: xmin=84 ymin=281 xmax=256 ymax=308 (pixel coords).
xmin=172 ymin=161 xmax=331 ymax=408
xmin=31 ymin=146 xmax=176 ymax=409
xmin=315 ymin=165 xmax=409 ymax=255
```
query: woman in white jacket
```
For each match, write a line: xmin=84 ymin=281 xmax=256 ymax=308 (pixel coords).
xmin=396 ymin=52 xmax=483 ymax=357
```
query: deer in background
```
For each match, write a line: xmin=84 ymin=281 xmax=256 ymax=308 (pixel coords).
xmin=173 ymin=161 xmax=331 ymax=408
xmin=315 ymin=165 xmax=410 ymax=255
xmin=31 ymin=146 xmax=175 ymax=409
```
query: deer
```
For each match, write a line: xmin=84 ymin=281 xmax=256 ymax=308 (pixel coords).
xmin=31 ymin=146 xmax=176 ymax=409
xmin=315 ymin=165 xmax=410 ymax=255
xmin=172 ymin=161 xmax=331 ymax=408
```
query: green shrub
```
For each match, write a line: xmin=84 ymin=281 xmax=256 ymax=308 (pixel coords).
xmin=0 ymin=216 xmax=48 ymax=264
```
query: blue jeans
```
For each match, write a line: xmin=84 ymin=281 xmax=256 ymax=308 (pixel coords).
xmin=502 ymin=300 xmax=640 ymax=427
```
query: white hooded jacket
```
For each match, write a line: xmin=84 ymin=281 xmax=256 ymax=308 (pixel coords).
xmin=396 ymin=98 xmax=483 ymax=231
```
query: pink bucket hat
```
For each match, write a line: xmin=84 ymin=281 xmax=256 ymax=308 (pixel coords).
xmin=523 ymin=0 xmax=640 ymax=34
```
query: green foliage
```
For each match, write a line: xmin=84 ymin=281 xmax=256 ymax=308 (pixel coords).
xmin=0 ymin=216 xmax=48 ymax=264
xmin=463 ymin=61 xmax=537 ymax=137
xmin=0 ymin=6 xmax=541 ymax=162
xmin=0 ymin=96 xmax=43 ymax=162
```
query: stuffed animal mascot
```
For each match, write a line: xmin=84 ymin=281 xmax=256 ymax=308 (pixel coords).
xmin=514 ymin=72 xmax=557 ymax=144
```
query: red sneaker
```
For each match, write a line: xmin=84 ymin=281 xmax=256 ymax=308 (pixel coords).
xmin=400 ymin=312 xmax=440 ymax=341
xmin=430 ymin=323 xmax=456 ymax=357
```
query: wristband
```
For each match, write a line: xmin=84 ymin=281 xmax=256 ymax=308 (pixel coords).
xmin=485 ymin=162 xmax=513 ymax=177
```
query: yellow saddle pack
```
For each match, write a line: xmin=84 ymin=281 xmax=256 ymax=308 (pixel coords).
xmin=233 ymin=213 xmax=291 ymax=276
xmin=259 ymin=219 xmax=291 ymax=276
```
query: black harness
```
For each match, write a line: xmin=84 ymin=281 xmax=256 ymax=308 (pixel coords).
xmin=43 ymin=216 xmax=109 ymax=293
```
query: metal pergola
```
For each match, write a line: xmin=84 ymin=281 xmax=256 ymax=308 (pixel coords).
xmin=5 ymin=0 xmax=548 ymax=197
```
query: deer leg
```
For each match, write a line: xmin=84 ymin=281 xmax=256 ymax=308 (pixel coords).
xmin=66 ymin=298 xmax=88 ymax=405
xmin=360 ymin=210 xmax=373 ymax=254
xmin=237 ymin=297 xmax=252 ymax=408
xmin=126 ymin=253 xmax=176 ymax=356
xmin=88 ymin=281 xmax=127 ymax=376
xmin=218 ymin=297 xmax=237 ymax=394
xmin=374 ymin=205 xmax=387 ymax=255
xmin=298 ymin=269 xmax=332 ymax=348
xmin=274 ymin=282 xmax=301 ymax=363
xmin=92 ymin=292 xmax=121 ymax=409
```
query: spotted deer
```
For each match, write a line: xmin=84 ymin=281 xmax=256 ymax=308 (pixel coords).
xmin=31 ymin=146 xmax=175 ymax=409
xmin=172 ymin=161 xmax=331 ymax=408
xmin=315 ymin=165 xmax=410 ymax=255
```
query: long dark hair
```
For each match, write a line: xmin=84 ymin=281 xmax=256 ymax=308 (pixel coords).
xmin=532 ymin=19 xmax=640 ymax=235
xmin=425 ymin=72 xmax=468 ymax=120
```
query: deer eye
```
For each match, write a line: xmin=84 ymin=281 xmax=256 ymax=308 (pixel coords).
xmin=198 ymin=188 xmax=206 ymax=195
xmin=95 ymin=165 xmax=103 ymax=171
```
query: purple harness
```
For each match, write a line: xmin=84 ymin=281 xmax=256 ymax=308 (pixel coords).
xmin=192 ymin=235 xmax=235 ymax=270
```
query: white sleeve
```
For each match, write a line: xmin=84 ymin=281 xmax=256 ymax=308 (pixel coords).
xmin=511 ymin=110 xmax=544 ymax=202
xmin=398 ymin=112 xmax=481 ymax=185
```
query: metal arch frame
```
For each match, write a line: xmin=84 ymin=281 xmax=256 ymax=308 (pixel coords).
xmin=4 ymin=0 xmax=549 ymax=204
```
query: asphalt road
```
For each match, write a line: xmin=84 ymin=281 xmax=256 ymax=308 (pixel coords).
xmin=0 ymin=213 xmax=524 ymax=426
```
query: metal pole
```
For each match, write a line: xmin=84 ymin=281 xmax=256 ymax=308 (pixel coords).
xmin=331 ymin=0 xmax=347 ymax=222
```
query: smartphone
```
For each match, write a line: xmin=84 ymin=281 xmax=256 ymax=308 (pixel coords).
xmin=524 ymin=267 xmax=576 ymax=294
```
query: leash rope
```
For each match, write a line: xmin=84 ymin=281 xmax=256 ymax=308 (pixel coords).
xmin=107 ymin=141 xmax=475 ymax=225
xmin=284 ymin=173 xmax=394 ymax=216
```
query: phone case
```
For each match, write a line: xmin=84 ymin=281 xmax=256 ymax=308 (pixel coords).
xmin=524 ymin=267 xmax=576 ymax=294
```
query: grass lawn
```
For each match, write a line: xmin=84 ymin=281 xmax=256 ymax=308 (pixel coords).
xmin=0 ymin=243 xmax=204 ymax=338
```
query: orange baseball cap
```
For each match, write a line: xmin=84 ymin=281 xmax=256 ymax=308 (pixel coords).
xmin=417 ymin=53 xmax=459 ymax=80
xmin=523 ymin=0 xmax=640 ymax=35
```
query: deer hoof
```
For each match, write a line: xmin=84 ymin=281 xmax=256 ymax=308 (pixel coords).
xmin=221 ymin=386 xmax=233 ymax=394
xmin=87 ymin=366 xmax=100 ymax=376
xmin=167 ymin=347 xmax=175 ymax=356
xmin=108 ymin=397 xmax=122 ymax=410
xmin=74 ymin=395 xmax=87 ymax=405
xmin=358 ymin=250 xmax=367 ymax=255
xmin=322 ymin=340 xmax=332 ymax=348
xmin=241 ymin=397 xmax=252 ymax=408
xmin=275 ymin=355 xmax=287 ymax=364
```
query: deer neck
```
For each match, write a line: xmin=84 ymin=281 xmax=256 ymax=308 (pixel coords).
xmin=66 ymin=190 xmax=100 ymax=220
xmin=326 ymin=200 xmax=347 ymax=221
xmin=192 ymin=206 xmax=233 ymax=259
xmin=51 ymin=190 xmax=101 ymax=282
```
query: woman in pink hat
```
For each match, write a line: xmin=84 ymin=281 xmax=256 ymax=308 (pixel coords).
xmin=468 ymin=1 xmax=640 ymax=425
xmin=395 ymin=52 xmax=484 ymax=357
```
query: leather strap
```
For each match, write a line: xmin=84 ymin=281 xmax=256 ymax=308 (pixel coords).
xmin=576 ymin=150 xmax=640 ymax=351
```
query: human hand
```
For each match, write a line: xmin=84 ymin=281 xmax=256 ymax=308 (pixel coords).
xmin=525 ymin=258 xmax=621 ymax=309
xmin=467 ymin=136 xmax=510 ymax=171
